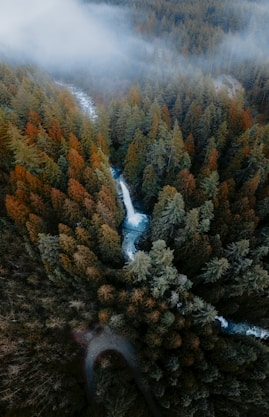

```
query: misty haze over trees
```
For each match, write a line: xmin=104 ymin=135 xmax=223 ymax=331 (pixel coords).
xmin=1 ymin=1 xmax=269 ymax=416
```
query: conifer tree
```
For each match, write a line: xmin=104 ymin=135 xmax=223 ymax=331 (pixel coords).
xmin=151 ymin=187 xmax=185 ymax=241
xmin=124 ymin=129 xmax=147 ymax=189
xmin=126 ymin=251 xmax=151 ymax=283
xmin=8 ymin=126 xmax=42 ymax=174
xmin=97 ymin=223 xmax=122 ymax=264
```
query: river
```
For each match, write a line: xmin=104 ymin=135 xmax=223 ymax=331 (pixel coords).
xmin=61 ymin=81 xmax=269 ymax=341
xmin=213 ymin=74 xmax=243 ymax=98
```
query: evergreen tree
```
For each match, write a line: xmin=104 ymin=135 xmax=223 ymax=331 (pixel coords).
xmin=124 ymin=129 xmax=147 ymax=190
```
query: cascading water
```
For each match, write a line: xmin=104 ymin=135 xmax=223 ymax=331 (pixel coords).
xmin=119 ymin=179 xmax=148 ymax=229
xmin=120 ymin=180 xmax=137 ymax=224
xmin=64 ymin=82 xmax=269 ymax=341
xmin=216 ymin=316 xmax=269 ymax=339
xmin=113 ymin=175 xmax=149 ymax=260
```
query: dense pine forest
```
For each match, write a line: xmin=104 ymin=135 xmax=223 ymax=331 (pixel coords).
xmin=1 ymin=1 xmax=269 ymax=416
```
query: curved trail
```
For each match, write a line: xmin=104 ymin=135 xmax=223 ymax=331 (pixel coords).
xmin=85 ymin=325 xmax=162 ymax=417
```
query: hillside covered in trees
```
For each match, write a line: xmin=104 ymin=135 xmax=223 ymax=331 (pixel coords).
xmin=1 ymin=1 xmax=269 ymax=417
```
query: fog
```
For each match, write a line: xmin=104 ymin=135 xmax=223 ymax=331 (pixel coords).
xmin=141 ymin=0 xmax=269 ymax=81
xmin=1 ymin=0 xmax=269 ymax=87
xmin=0 ymin=0 xmax=145 ymax=73
xmin=219 ymin=0 xmax=269 ymax=64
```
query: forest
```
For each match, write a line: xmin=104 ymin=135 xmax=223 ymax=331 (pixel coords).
xmin=1 ymin=1 xmax=269 ymax=416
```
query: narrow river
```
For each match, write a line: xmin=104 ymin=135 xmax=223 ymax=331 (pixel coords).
xmin=61 ymin=81 xmax=269 ymax=341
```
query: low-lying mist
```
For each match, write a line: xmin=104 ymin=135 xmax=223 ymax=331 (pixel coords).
xmin=1 ymin=0 xmax=269 ymax=93
xmin=0 ymin=0 xmax=146 ymax=76
xmin=219 ymin=0 xmax=269 ymax=64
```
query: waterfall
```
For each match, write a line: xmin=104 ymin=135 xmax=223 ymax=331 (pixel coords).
xmin=109 ymin=169 xmax=149 ymax=260
xmin=118 ymin=178 xmax=149 ymax=259
xmin=120 ymin=180 xmax=143 ymax=226
xmin=120 ymin=180 xmax=136 ymax=222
